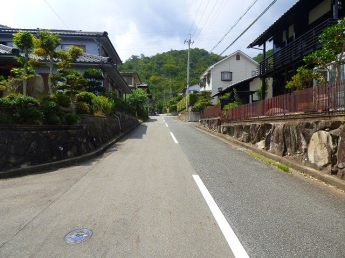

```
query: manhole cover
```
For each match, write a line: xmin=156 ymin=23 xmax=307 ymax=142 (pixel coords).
xmin=64 ymin=229 xmax=93 ymax=244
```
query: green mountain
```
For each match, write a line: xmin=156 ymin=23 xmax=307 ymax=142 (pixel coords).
xmin=118 ymin=48 xmax=224 ymax=103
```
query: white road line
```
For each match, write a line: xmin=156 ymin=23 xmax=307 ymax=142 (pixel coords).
xmin=170 ymin=132 xmax=178 ymax=143
xmin=193 ymin=175 xmax=250 ymax=258
xmin=165 ymin=123 xmax=169 ymax=127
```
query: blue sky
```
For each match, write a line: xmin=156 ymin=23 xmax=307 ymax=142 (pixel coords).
xmin=0 ymin=0 xmax=298 ymax=62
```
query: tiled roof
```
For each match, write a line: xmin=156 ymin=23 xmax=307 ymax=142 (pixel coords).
xmin=0 ymin=28 xmax=107 ymax=37
xmin=0 ymin=44 xmax=16 ymax=54
xmin=0 ymin=43 xmax=110 ymax=63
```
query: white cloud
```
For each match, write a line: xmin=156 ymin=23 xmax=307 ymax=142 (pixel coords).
xmin=0 ymin=0 xmax=298 ymax=61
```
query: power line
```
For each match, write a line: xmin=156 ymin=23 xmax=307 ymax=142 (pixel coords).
xmin=196 ymin=0 xmax=228 ymax=43
xmin=211 ymin=0 xmax=258 ymax=52
xmin=188 ymin=0 xmax=204 ymax=36
xmin=191 ymin=0 xmax=211 ymax=38
xmin=194 ymin=0 xmax=221 ymax=42
xmin=219 ymin=0 xmax=278 ymax=56
xmin=44 ymin=0 xmax=70 ymax=30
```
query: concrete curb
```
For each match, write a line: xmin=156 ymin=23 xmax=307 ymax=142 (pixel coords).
xmin=195 ymin=124 xmax=345 ymax=192
xmin=0 ymin=126 xmax=138 ymax=179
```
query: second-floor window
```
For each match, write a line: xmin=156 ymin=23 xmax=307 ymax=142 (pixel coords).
xmin=221 ymin=71 xmax=232 ymax=81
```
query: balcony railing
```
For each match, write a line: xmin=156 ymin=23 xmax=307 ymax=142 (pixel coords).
xmin=260 ymin=19 xmax=338 ymax=77
xmin=201 ymin=80 xmax=345 ymax=121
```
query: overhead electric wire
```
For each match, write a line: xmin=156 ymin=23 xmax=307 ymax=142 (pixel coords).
xmin=210 ymin=0 xmax=258 ymax=52
xmin=197 ymin=0 xmax=228 ymax=43
xmin=188 ymin=0 xmax=204 ymax=36
xmin=191 ymin=0 xmax=211 ymax=38
xmin=194 ymin=0 xmax=221 ymax=42
xmin=219 ymin=0 xmax=278 ymax=56
xmin=44 ymin=0 xmax=70 ymax=29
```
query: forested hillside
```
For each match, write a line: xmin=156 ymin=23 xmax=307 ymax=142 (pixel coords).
xmin=118 ymin=48 xmax=224 ymax=104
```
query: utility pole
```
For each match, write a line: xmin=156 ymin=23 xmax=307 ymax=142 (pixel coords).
xmin=184 ymin=35 xmax=194 ymax=111
xmin=169 ymin=79 xmax=172 ymax=99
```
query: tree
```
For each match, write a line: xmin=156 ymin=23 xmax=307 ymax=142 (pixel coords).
xmin=257 ymin=78 xmax=269 ymax=99
xmin=13 ymin=31 xmax=36 ymax=95
xmin=286 ymin=67 xmax=326 ymax=91
xmin=83 ymin=68 xmax=105 ymax=94
xmin=304 ymin=18 xmax=345 ymax=83
xmin=33 ymin=30 xmax=62 ymax=94
xmin=127 ymin=89 xmax=149 ymax=119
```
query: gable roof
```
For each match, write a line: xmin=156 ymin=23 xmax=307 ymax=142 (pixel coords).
xmin=0 ymin=28 xmax=123 ymax=65
xmin=201 ymin=50 xmax=258 ymax=77
xmin=247 ymin=0 xmax=329 ymax=48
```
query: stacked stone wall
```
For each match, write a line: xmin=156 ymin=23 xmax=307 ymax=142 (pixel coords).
xmin=0 ymin=114 xmax=139 ymax=171
xmin=200 ymin=118 xmax=345 ymax=179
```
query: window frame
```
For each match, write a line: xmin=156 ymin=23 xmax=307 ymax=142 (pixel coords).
xmin=221 ymin=71 xmax=232 ymax=81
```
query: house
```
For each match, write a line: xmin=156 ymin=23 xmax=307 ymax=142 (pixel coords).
xmin=214 ymin=76 xmax=273 ymax=106
xmin=0 ymin=28 xmax=132 ymax=98
xmin=181 ymin=84 xmax=201 ymax=96
xmin=200 ymin=50 xmax=259 ymax=104
xmin=247 ymin=0 xmax=345 ymax=96
xmin=121 ymin=72 xmax=142 ymax=90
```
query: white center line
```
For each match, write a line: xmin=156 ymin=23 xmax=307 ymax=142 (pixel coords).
xmin=193 ymin=175 xmax=250 ymax=258
xmin=170 ymin=132 xmax=178 ymax=143
xmin=165 ymin=123 xmax=169 ymax=127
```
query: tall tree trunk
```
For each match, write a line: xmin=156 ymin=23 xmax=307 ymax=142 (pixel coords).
xmin=23 ymin=46 xmax=28 ymax=96
xmin=48 ymin=55 xmax=54 ymax=94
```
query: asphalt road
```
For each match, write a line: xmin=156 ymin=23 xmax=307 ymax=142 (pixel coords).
xmin=166 ymin=115 xmax=345 ymax=258
xmin=1 ymin=115 xmax=345 ymax=257
xmin=0 ymin=115 xmax=235 ymax=258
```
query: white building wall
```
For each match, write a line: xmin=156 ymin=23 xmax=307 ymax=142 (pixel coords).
xmin=206 ymin=53 xmax=259 ymax=104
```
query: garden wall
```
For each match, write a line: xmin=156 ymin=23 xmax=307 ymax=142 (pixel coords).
xmin=199 ymin=116 xmax=345 ymax=180
xmin=0 ymin=114 xmax=139 ymax=173
xmin=179 ymin=112 xmax=201 ymax=122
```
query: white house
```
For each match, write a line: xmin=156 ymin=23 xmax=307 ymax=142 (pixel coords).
xmin=200 ymin=50 xmax=259 ymax=104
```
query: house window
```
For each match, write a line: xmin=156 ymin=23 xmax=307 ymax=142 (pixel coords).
xmin=252 ymin=70 xmax=257 ymax=77
xmin=221 ymin=71 xmax=232 ymax=81
xmin=309 ymin=0 xmax=332 ymax=24
xmin=61 ymin=44 xmax=86 ymax=51
xmin=207 ymin=73 xmax=211 ymax=84
xmin=236 ymin=54 xmax=240 ymax=60
xmin=203 ymin=78 xmax=206 ymax=86
xmin=288 ymin=24 xmax=294 ymax=39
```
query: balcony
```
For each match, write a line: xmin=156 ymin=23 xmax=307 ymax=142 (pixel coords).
xmin=260 ymin=19 xmax=338 ymax=77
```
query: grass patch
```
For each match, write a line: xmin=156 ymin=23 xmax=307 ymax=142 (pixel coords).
xmin=249 ymin=152 xmax=290 ymax=173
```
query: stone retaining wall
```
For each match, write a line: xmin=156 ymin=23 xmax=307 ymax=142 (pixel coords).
xmin=200 ymin=117 xmax=345 ymax=180
xmin=178 ymin=112 xmax=201 ymax=122
xmin=0 ymin=114 xmax=139 ymax=172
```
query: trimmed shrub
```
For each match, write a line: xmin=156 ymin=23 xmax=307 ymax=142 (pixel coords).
xmin=93 ymin=96 xmax=114 ymax=116
xmin=56 ymin=93 xmax=71 ymax=107
xmin=0 ymin=98 xmax=13 ymax=124
xmin=64 ymin=113 xmax=80 ymax=125
xmin=76 ymin=92 xmax=96 ymax=105
xmin=12 ymin=96 xmax=43 ymax=124
xmin=76 ymin=101 xmax=91 ymax=114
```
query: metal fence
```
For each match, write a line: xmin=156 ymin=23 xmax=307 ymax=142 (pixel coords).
xmin=201 ymin=80 xmax=345 ymax=121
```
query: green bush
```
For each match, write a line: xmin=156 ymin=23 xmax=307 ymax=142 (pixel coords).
xmin=11 ymin=96 xmax=43 ymax=124
xmin=76 ymin=92 xmax=96 ymax=105
xmin=64 ymin=113 xmax=80 ymax=125
xmin=56 ymin=93 xmax=71 ymax=107
xmin=0 ymin=98 xmax=13 ymax=124
xmin=5 ymin=92 xmax=22 ymax=100
xmin=76 ymin=101 xmax=91 ymax=114
xmin=41 ymin=101 xmax=63 ymax=125
xmin=40 ymin=94 xmax=58 ymax=103
xmin=93 ymin=96 xmax=114 ymax=116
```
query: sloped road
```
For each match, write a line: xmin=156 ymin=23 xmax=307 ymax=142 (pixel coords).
xmin=1 ymin=115 xmax=345 ymax=257
xmin=0 ymin=115 xmax=235 ymax=257
xmin=166 ymin=116 xmax=345 ymax=258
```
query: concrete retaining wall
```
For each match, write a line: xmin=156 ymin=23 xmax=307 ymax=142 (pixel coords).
xmin=0 ymin=114 xmax=139 ymax=172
